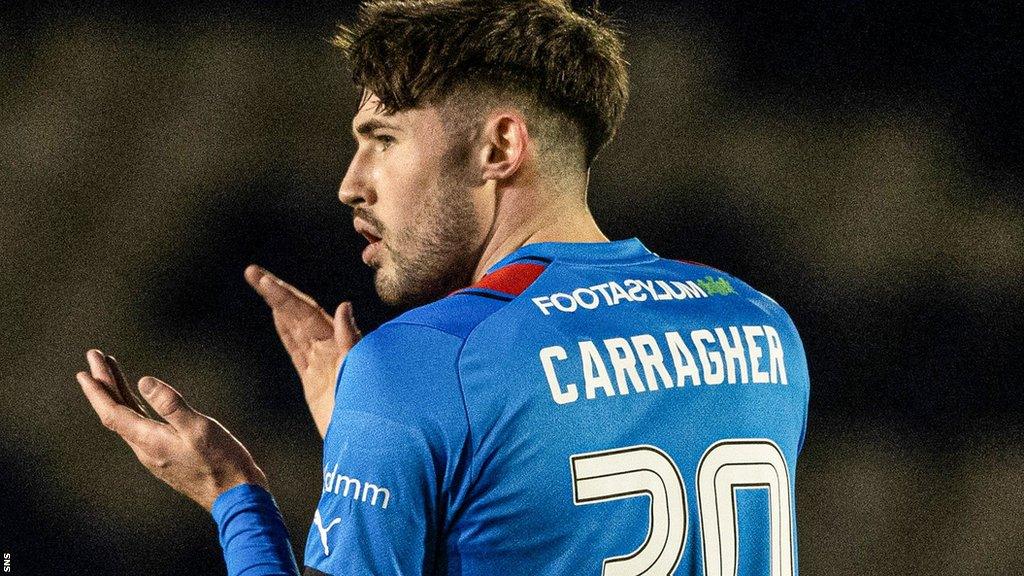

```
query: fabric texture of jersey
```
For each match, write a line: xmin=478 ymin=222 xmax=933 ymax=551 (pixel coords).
xmin=213 ymin=483 xmax=300 ymax=576
xmin=300 ymin=238 xmax=810 ymax=576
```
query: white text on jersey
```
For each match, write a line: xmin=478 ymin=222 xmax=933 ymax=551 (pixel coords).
xmin=323 ymin=464 xmax=392 ymax=509
xmin=539 ymin=325 xmax=787 ymax=405
xmin=532 ymin=279 xmax=710 ymax=315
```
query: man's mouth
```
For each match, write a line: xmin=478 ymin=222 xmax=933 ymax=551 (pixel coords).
xmin=354 ymin=217 xmax=383 ymax=242
xmin=354 ymin=217 xmax=384 ymax=265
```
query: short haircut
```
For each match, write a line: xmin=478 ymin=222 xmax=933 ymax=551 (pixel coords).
xmin=333 ymin=0 xmax=629 ymax=168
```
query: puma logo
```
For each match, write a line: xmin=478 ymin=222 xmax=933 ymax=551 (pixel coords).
xmin=313 ymin=508 xmax=342 ymax=556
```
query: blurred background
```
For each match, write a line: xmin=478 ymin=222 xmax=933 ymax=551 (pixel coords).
xmin=1 ymin=1 xmax=1021 ymax=574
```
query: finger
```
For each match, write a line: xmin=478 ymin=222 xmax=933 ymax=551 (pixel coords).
xmin=244 ymin=264 xmax=268 ymax=293
xmin=333 ymin=302 xmax=362 ymax=350
xmin=138 ymin=376 xmax=200 ymax=431
xmin=78 ymin=371 xmax=161 ymax=446
xmin=86 ymin=348 xmax=126 ymax=405
xmin=247 ymin=266 xmax=331 ymax=330
xmin=245 ymin=265 xmax=314 ymax=309
xmin=105 ymin=354 xmax=151 ymax=418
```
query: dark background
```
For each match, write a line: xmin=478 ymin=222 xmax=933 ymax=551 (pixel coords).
xmin=1 ymin=1 xmax=1021 ymax=574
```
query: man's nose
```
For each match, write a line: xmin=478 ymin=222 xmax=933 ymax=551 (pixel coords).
xmin=338 ymin=153 xmax=375 ymax=207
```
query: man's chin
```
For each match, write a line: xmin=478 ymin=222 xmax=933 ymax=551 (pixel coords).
xmin=373 ymin=270 xmax=449 ymax=308
xmin=373 ymin=269 xmax=413 ymax=307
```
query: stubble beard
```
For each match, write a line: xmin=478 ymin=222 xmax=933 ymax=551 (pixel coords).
xmin=373 ymin=157 xmax=480 ymax=307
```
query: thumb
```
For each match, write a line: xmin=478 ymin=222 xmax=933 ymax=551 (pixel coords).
xmin=138 ymin=376 xmax=199 ymax=430
xmin=333 ymin=302 xmax=362 ymax=350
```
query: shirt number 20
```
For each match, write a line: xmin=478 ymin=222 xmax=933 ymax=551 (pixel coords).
xmin=570 ymin=439 xmax=794 ymax=576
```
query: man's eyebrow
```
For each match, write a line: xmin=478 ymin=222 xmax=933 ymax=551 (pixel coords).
xmin=352 ymin=118 xmax=402 ymax=137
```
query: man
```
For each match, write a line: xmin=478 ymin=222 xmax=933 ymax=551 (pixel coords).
xmin=77 ymin=1 xmax=809 ymax=574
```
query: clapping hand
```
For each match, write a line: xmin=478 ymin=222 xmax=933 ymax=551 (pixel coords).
xmin=244 ymin=265 xmax=362 ymax=438
xmin=77 ymin=350 xmax=268 ymax=512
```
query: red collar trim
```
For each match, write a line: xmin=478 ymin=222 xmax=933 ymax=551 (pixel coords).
xmin=451 ymin=262 xmax=548 ymax=297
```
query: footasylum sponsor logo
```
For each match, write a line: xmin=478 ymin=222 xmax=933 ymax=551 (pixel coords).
xmin=532 ymin=275 xmax=738 ymax=315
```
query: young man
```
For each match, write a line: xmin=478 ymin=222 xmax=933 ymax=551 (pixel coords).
xmin=77 ymin=1 xmax=809 ymax=574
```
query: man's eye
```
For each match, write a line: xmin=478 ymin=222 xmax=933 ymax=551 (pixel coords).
xmin=375 ymin=135 xmax=395 ymax=151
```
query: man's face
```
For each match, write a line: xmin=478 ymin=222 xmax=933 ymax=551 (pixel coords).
xmin=339 ymin=92 xmax=485 ymax=306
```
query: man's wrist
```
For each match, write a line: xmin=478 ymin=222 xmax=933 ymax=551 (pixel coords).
xmin=205 ymin=467 xmax=269 ymax=513
xmin=209 ymin=481 xmax=273 ymax=516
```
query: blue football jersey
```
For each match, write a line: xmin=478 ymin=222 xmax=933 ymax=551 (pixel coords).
xmin=301 ymin=238 xmax=809 ymax=576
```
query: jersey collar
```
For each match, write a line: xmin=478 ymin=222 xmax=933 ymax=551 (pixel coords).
xmin=485 ymin=237 xmax=658 ymax=275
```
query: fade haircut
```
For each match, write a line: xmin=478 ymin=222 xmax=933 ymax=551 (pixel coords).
xmin=333 ymin=0 xmax=629 ymax=169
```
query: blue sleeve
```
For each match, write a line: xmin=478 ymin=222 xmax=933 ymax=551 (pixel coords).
xmin=212 ymin=483 xmax=300 ymax=576
xmin=302 ymin=322 xmax=471 ymax=575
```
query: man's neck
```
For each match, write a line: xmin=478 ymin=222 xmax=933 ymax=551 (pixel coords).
xmin=471 ymin=197 xmax=608 ymax=283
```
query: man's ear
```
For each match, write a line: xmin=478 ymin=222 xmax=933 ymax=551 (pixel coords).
xmin=478 ymin=111 xmax=530 ymax=181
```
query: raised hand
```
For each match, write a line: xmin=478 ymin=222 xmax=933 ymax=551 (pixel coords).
xmin=244 ymin=265 xmax=361 ymax=438
xmin=78 ymin=350 xmax=268 ymax=512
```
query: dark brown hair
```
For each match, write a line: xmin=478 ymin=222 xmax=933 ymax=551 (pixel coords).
xmin=334 ymin=0 xmax=629 ymax=167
